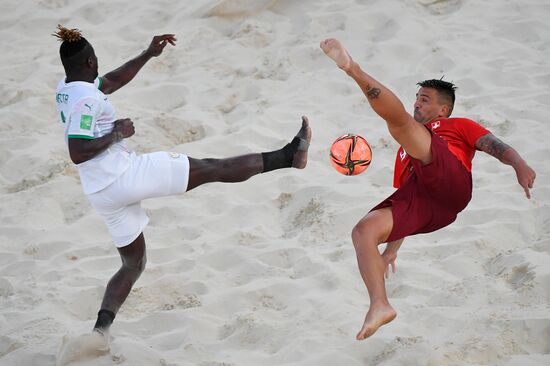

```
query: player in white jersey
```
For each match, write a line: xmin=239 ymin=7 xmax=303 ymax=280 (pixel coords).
xmin=53 ymin=25 xmax=311 ymax=336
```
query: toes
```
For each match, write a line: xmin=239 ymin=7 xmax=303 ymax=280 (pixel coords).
xmin=301 ymin=115 xmax=309 ymax=129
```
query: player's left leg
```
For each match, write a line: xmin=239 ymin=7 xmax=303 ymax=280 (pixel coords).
xmin=186 ymin=116 xmax=311 ymax=191
xmin=351 ymin=207 xmax=397 ymax=340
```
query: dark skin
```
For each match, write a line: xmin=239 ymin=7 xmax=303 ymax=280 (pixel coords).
xmin=64 ymin=34 xmax=180 ymax=331
xmin=65 ymin=34 xmax=311 ymax=333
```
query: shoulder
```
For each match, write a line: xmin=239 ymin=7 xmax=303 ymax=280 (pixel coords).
xmin=443 ymin=117 xmax=487 ymax=131
xmin=445 ymin=117 xmax=478 ymax=124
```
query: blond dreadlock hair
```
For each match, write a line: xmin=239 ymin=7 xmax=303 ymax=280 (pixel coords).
xmin=54 ymin=24 xmax=95 ymax=74
xmin=52 ymin=24 xmax=83 ymax=43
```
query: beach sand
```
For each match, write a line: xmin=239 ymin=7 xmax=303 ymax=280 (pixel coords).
xmin=0 ymin=0 xmax=549 ymax=365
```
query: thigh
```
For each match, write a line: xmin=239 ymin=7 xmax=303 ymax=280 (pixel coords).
xmin=111 ymin=152 xmax=190 ymax=205
xmin=387 ymin=116 xmax=433 ymax=165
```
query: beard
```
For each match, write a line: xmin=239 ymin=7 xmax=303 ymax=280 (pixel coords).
xmin=413 ymin=109 xmax=424 ymax=123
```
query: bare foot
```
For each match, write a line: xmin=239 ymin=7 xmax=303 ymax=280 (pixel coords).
xmin=356 ymin=303 xmax=397 ymax=340
xmin=292 ymin=116 xmax=311 ymax=169
xmin=320 ymin=38 xmax=352 ymax=71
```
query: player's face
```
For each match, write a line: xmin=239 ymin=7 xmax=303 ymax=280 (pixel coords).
xmin=413 ymin=87 xmax=446 ymax=123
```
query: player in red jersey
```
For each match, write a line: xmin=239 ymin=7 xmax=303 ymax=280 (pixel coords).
xmin=321 ymin=39 xmax=536 ymax=340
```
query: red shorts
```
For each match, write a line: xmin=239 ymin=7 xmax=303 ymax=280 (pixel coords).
xmin=371 ymin=131 xmax=472 ymax=242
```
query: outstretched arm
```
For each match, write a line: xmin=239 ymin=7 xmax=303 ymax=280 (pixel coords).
xmin=100 ymin=34 xmax=177 ymax=95
xmin=475 ymin=133 xmax=536 ymax=199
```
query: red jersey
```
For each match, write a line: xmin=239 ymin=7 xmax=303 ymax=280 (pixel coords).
xmin=393 ymin=117 xmax=490 ymax=188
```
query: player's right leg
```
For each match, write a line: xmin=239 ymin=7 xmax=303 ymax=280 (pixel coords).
xmin=93 ymin=233 xmax=147 ymax=334
xmin=186 ymin=116 xmax=311 ymax=191
xmin=320 ymin=38 xmax=432 ymax=164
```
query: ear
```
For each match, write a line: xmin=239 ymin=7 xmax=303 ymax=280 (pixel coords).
xmin=86 ymin=56 xmax=94 ymax=68
xmin=440 ymin=104 xmax=451 ymax=117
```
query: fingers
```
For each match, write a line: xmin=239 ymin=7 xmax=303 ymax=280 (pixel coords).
xmin=523 ymin=185 xmax=531 ymax=199
xmin=153 ymin=34 xmax=177 ymax=46
xmin=384 ymin=261 xmax=396 ymax=279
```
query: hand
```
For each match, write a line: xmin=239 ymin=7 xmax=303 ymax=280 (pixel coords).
xmin=381 ymin=249 xmax=397 ymax=279
xmin=514 ymin=160 xmax=536 ymax=199
xmin=114 ymin=118 xmax=135 ymax=140
xmin=145 ymin=34 xmax=177 ymax=57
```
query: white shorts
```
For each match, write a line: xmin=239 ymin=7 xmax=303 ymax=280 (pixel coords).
xmin=87 ymin=151 xmax=190 ymax=247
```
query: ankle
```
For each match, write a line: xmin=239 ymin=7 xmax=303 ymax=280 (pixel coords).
xmin=93 ymin=309 xmax=115 ymax=332
xmin=261 ymin=137 xmax=300 ymax=173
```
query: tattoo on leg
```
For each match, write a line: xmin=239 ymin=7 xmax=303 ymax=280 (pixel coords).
xmin=366 ymin=86 xmax=381 ymax=99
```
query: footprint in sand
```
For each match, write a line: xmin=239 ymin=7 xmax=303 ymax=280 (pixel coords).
xmin=485 ymin=253 xmax=536 ymax=290
xmin=417 ymin=0 xmax=463 ymax=15
xmin=205 ymin=0 xmax=278 ymax=19
xmin=56 ymin=332 xmax=109 ymax=366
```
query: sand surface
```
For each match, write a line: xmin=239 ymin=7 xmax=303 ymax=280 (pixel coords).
xmin=0 ymin=0 xmax=549 ymax=365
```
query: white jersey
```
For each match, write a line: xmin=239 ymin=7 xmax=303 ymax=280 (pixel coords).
xmin=55 ymin=77 xmax=132 ymax=194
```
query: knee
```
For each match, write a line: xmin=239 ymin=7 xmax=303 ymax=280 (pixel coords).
xmin=351 ymin=220 xmax=371 ymax=248
xmin=123 ymin=254 xmax=147 ymax=276
xmin=351 ymin=218 xmax=386 ymax=251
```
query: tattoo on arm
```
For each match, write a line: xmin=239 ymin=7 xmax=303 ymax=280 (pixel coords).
xmin=476 ymin=133 xmax=510 ymax=161
xmin=364 ymin=83 xmax=381 ymax=99
xmin=367 ymin=87 xmax=381 ymax=99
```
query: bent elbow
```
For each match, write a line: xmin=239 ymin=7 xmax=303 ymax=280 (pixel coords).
xmin=69 ymin=152 xmax=86 ymax=165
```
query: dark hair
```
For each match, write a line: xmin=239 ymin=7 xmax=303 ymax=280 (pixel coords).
xmin=417 ymin=78 xmax=457 ymax=116
xmin=52 ymin=24 xmax=94 ymax=71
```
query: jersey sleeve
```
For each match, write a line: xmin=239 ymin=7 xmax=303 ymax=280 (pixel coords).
xmin=456 ymin=118 xmax=491 ymax=149
xmin=67 ymin=96 xmax=101 ymax=140
xmin=94 ymin=77 xmax=103 ymax=90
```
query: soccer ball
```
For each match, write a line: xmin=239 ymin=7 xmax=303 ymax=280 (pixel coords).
xmin=329 ymin=133 xmax=372 ymax=175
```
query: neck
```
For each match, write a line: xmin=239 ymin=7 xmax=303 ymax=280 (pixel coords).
xmin=65 ymin=72 xmax=95 ymax=83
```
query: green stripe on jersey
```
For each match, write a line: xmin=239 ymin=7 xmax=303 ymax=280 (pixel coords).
xmin=68 ymin=134 xmax=94 ymax=140
xmin=97 ymin=77 xmax=103 ymax=90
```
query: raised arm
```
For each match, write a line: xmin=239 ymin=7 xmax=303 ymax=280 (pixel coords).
xmin=100 ymin=34 xmax=176 ymax=95
xmin=475 ymin=133 xmax=536 ymax=199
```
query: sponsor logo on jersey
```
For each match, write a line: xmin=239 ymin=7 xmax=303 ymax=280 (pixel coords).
xmin=80 ymin=115 xmax=93 ymax=130
xmin=169 ymin=152 xmax=180 ymax=159
xmin=399 ymin=149 xmax=407 ymax=161
xmin=431 ymin=121 xmax=440 ymax=129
